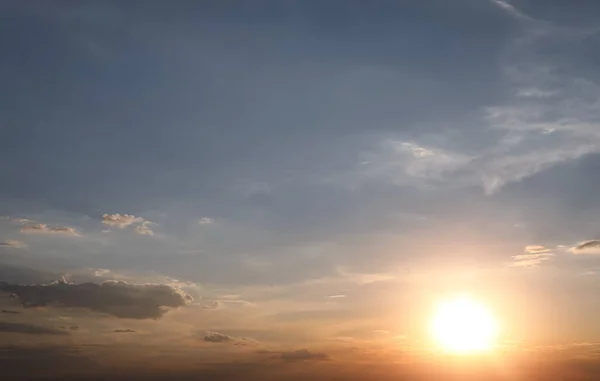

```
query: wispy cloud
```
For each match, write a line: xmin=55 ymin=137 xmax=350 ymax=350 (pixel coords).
xmin=134 ymin=221 xmax=155 ymax=236
xmin=511 ymin=245 xmax=555 ymax=267
xmin=359 ymin=6 xmax=600 ymax=195
xmin=336 ymin=267 xmax=394 ymax=285
xmin=359 ymin=140 xmax=471 ymax=187
xmin=20 ymin=224 xmax=80 ymax=237
xmin=0 ymin=322 xmax=68 ymax=336
xmin=510 ymin=253 xmax=554 ymax=267
xmin=10 ymin=218 xmax=35 ymax=225
xmin=0 ymin=240 xmax=27 ymax=249
xmin=525 ymin=245 xmax=553 ymax=254
xmin=491 ymin=0 xmax=531 ymax=20
xmin=571 ymin=240 xmax=600 ymax=255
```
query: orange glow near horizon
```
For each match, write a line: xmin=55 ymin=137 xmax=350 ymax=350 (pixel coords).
xmin=430 ymin=295 xmax=500 ymax=354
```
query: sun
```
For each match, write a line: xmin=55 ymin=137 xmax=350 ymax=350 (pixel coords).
xmin=430 ymin=296 xmax=499 ymax=353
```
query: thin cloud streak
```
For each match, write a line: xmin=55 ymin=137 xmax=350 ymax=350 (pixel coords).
xmin=0 ymin=240 xmax=27 ymax=249
xmin=20 ymin=224 xmax=80 ymax=237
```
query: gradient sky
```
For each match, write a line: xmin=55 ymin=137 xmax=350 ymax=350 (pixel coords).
xmin=3 ymin=1 xmax=600 ymax=379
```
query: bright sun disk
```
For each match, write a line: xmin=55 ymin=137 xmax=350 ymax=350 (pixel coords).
xmin=430 ymin=296 xmax=499 ymax=353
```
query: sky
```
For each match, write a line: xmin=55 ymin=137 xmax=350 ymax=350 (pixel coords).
xmin=3 ymin=0 xmax=600 ymax=379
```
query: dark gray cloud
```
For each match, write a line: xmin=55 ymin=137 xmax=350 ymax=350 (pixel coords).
xmin=113 ymin=329 xmax=136 ymax=333
xmin=280 ymin=349 xmax=328 ymax=361
xmin=203 ymin=331 xmax=233 ymax=343
xmin=0 ymin=280 xmax=193 ymax=319
xmin=256 ymin=349 xmax=329 ymax=361
xmin=0 ymin=322 xmax=68 ymax=335
xmin=0 ymin=346 xmax=101 ymax=380
xmin=1 ymin=309 xmax=20 ymax=314
xmin=58 ymin=325 xmax=79 ymax=331
xmin=574 ymin=241 xmax=600 ymax=251
xmin=0 ymin=240 xmax=26 ymax=249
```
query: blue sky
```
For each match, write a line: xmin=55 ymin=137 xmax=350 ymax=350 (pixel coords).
xmin=3 ymin=1 xmax=600 ymax=378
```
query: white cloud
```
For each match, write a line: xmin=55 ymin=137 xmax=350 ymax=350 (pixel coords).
xmin=102 ymin=213 xmax=155 ymax=237
xmin=198 ymin=217 xmax=213 ymax=225
xmin=10 ymin=218 xmax=35 ymax=225
xmin=0 ymin=240 xmax=27 ymax=249
xmin=525 ymin=245 xmax=552 ymax=254
xmin=20 ymin=223 xmax=80 ymax=237
xmin=134 ymin=221 xmax=154 ymax=236
xmin=101 ymin=213 xmax=144 ymax=228
xmin=516 ymin=88 xmax=558 ymax=98
xmin=510 ymin=252 xmax=554 ymax=267
xmin=93 ymin=268 xmax=111 ymax=277
xmin=491 ymin=0 xmax=531 ymax=20
xmin=327 ymin=294 xmax=346 ymax=299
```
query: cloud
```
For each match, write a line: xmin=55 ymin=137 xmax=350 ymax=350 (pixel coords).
xmin=280 ymin=349 xmax=328 ymax=361
xmin=0 ymin=280 xmax=193 ymax=319
xmin=93 ymin=268 xmax=111 ymax=277
xmin=359 ymin=140 xmax=472 ymax=187
xmin=571 ymin=240 xmax=600 ymax=255
xmin=20 ymin=224 xmax=80 ymax=236
xmin=328 ymin=294 xmax=346 ymax=299
xmin=101 ymin=214 xmax=144 ymax=228
xmin=10 ymin=218 xmax=35 ymax=225
xmin=358 ymin=11 xmax=600 ymax=195
xmin=113 ymin=329 xmax=136 ymax=333
xmin=0 ymin=309 xmax=20 ymax=314
xmin=198 ymin=217 xmax=214 ymax=225
xmin=491 ymin=0 xmax=531 ymax=20
xmin=525 ymin=245 xmax=552 ymax=254
xmin=102 ymin=213 xmax=155 ymax=236
xmin=511 ymin=253 xmax=554 ymax=267
xmin=336 ymin=267 xmax=394 ymax=285
xmin=0 ymin=240 xmax=27 ymax=249
xmin=134 ymin=221 xmax=154 ymax=236
xmin=0 ymin=322 xmax=68 ymax=335
xmin=58 ymin=325 xmax=79 ymax=331
xmin=201 ymin=301 xmax=219 ymax=309
xmin=203 ymin=331 xmax=233 ymax=343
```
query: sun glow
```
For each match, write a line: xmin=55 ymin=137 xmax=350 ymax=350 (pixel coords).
xmin=430 ymin=296 xmax=499 ymax=353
